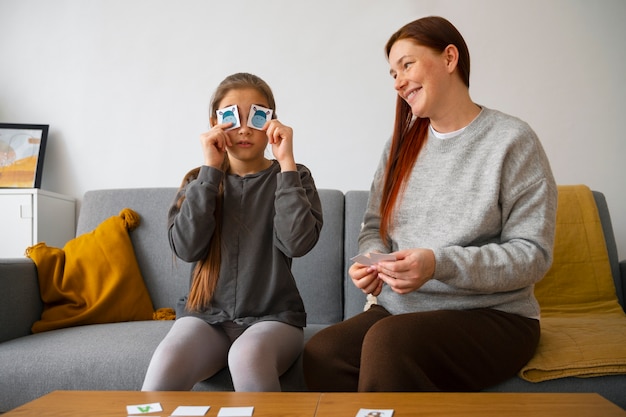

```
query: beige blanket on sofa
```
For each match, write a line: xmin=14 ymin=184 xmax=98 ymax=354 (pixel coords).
xmin=519 ymin=185 xmax=626 ymax=382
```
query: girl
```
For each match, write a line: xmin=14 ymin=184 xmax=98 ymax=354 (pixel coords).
xmin=304 ymin=16 xmax=557 ymax=392
xmin=142 ymin=72 xmax=323 ymax=392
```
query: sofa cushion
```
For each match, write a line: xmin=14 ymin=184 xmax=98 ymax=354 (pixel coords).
xmin=78 ymin=188 xmax=193 ymax=311
xmin=292 ymin=189 xmax=345 ymax=325
xmin=343 ymin=191 xmax=370 ymax=319
xmin=0 ymin=320 xmax=173 ymax=410
xmin=26 ymin=208 xmax=154 ymax=333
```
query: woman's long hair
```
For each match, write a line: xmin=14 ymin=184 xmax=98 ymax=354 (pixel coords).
xmin=379 ymin=16 xmax=470 ymax=243
xmin=183 ymin=72 xmax=277 ymax=312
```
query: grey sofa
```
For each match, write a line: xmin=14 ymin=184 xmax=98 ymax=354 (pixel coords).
xmin=1 ymin=188 xmax=625 ymax=411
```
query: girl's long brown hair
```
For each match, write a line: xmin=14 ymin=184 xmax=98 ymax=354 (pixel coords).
xmin=379 ymin=16 xmax=470 ymax=243
xmin=182 ymin=72 xmax=277 ymax=312
xmin=177 ymin=162 xmax=227 ymax=312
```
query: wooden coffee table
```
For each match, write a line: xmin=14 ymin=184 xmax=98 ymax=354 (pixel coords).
xmin=2 ymin=391 xmax=320 ymax=417
xmin=316 ymin=392 xmax=626 ymax=416
xmin=3 ymin=390 xmax=625 ymax=416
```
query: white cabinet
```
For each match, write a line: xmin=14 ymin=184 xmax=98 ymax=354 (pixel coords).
xmin=0 ymin=189 xmax=75 ymax=257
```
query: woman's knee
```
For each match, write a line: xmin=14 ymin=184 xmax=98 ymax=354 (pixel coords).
xmin=306 ymin=307 xmax=390 ymax=363
xmin=304 ymin=327 xmax=343 ymax=362
xmin=362 ymin=315 xmax=408 ymax=350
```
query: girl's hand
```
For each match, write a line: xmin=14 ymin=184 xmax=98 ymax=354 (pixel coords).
xmin=265 ymin=120 xmax=296 ymax=172
xmin=201 ymin=122 xmax=233 ymax=169
xmin=349 ymin=262 xmax=383 ymax=296
xmin=375 ymin=248 xmax=435 ymax=294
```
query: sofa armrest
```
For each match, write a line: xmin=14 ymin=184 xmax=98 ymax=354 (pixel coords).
xmin=615 ymin=259 xmax=626 ymax=312
xmin=0 ymin=258 xmax=43 ymax=343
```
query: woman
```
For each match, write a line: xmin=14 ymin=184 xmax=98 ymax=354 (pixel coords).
xmin=303 ymin=16 xmax=557 ymax=392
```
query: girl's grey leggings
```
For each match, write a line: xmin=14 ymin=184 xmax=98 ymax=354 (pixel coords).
xmin=142 ymin=316 xmax=303 ymax=391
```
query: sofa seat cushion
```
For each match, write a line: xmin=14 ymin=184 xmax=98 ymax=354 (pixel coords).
xmin=26 ymin=208 xmax=155 ymax=333
xmin=0 ymin=319 xmax=328 ymax=410
xmin=0 ymin=320 xmax=173 ymax=411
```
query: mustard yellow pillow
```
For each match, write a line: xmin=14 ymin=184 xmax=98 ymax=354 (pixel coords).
xmin=26 ymin=208 xmax=155 ymax=333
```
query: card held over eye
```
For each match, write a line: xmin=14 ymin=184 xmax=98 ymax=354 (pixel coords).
xmin=216 ymin=105 xmax=241 ymax=131
xmin=247 ymin=104 xmax=273 ymax=130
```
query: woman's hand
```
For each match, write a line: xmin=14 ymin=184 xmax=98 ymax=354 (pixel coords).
xmin=376 ymin=248 xmax=435 ymax=294
xmin=200 ymin=122 xmax=233 ymax=169
xmin=349 ymin=262 xmax=383 ymax=296
xmin=265 ymin=120 xmax=296 ymax=172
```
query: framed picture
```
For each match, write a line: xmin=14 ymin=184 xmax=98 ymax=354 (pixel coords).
xmin=0 ymin=123 xmax=48 ymax=188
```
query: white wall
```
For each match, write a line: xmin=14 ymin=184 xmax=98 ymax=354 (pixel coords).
xmin=1 ymin=0 xmax=625 ymax=259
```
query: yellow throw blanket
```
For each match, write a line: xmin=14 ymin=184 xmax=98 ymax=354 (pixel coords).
xmin=27 ymin=208 xmax=157 ymax=333
xmin=519 ymin=185 xmax=626 ymax=382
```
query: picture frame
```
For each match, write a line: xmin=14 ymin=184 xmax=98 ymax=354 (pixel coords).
xmin=0 ymin=123 xmax=49 ymax=188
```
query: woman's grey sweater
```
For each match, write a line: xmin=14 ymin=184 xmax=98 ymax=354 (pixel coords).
xmin=360 ymin=107 xmax=557 ymax=319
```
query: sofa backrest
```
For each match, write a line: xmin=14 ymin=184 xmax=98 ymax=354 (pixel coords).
xmin=343 ymin=191 xmax=369 ymax=319
xmin=76 ymin=187 xmax=624 ymax=326
xmin=592 ymin=191 xmax=625 ymax=308
xmin=292 ymin=189 xmax=345 ymax=324
xmin=78 ymin=188 xmax=349 ymax=324
xmin=78 ymin=188 xmax=190 ymax=310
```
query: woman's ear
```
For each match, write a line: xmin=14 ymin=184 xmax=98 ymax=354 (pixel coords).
xmin=209 ymin=117 xmax=217 ymax=128
xmin=443 ymin=44 xmax=459 ymax=73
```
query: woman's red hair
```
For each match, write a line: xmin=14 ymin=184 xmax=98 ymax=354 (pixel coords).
xmin=379 ymin=16 xmax=470 ymax=243
xmin=379 ymin=103 xmax=429 ymax=243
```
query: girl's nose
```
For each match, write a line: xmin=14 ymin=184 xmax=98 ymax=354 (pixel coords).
xmin=238 ymin=124 xmax=252 ymax=135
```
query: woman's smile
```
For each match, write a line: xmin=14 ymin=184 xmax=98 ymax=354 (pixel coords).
xmin=403 ymin=87 xmax=421 ymax=104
